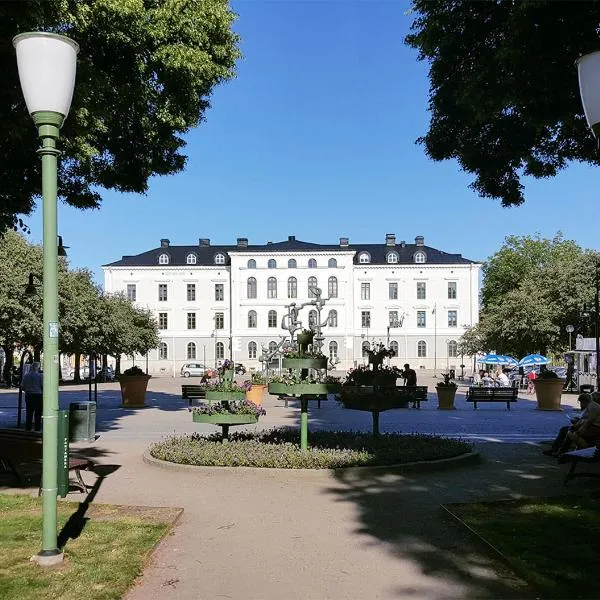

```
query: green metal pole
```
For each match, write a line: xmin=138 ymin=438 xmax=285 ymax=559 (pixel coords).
xmin=34 ymin=110 xmax=64 ymax=563
xmin=300 ymin=397 xmax=308 ymax=450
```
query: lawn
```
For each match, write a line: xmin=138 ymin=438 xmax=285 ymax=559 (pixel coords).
xmin=0 ymin=494 xmax=179 ymax=600
xmin=447 ymin=495 xmax=600 ymax=599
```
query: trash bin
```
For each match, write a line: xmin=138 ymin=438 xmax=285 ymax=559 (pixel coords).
xmin=579 ymin=384 xmax=595 ymax=395
xmin=69 ymin=401 xmax=96 ymax=442
xmin=449 ymin=369 xmax=456 ymax=379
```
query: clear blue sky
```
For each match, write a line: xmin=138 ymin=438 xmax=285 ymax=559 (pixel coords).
xmin=25 ymin=0 xmax=599 ymax=284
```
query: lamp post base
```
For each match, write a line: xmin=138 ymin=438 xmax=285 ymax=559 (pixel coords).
xmin=31 ymin=549 xmax=64 ymax=566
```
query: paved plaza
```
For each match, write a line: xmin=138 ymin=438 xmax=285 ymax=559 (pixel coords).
xmin=0 ymin=374 xmax=596 ymax=599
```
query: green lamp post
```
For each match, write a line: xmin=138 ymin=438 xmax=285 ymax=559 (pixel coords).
xmin=13 ymin=31 xmax=79 ymax=566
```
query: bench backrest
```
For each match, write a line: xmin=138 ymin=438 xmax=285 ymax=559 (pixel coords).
xmin=400 ymin=386 xmax=428 ymax=399
xmin=0 ymin=429 xmax=43 ymax=460
xmin=468 ymin=387 xmax=518 ymax=399
xmin=181 ymin=385 xmax=206 ymax=398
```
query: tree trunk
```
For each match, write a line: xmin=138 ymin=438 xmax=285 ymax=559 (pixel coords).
xmin=115 ymin=355 xmax=121 ymax=376
xmin=33 ymin=347 xmax=41 ymax=362
xmin=74 ymin=353 xmax=81 ymax=383
xmin=2 ymin=344 xmax=13 ymax=385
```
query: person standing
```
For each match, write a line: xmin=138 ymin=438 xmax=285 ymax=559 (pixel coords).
xmin=402 ymin=363 xmax=418 ymax=408
xmin=22 ymin=362 xmax=43 ymax=432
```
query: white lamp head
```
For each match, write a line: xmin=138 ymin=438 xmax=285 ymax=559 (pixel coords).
xmin=577 ymin=50 xmax=600 ymax=137
xmin=13 ymin=32 xmax=79 ymax=120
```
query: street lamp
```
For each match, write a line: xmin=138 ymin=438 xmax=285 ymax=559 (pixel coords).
xmin=13 ymin=31 xmax=78 ymax=566
xmin=566 ymin=324 xmax=575 ymax=351
xmin=583 ymin=266 xmax=600 ymax=390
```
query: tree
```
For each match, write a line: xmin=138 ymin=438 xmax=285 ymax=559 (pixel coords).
xmin=0 ymin=0 xmax=240 ymax=232
xmin=406 ymin=1 xmax=600 ymax=206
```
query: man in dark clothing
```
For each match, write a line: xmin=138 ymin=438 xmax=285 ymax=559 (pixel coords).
xmin=22 ymin=362 xmax=43 ymax=431
xmin=402 ymin=363 xmax=417 ymax=386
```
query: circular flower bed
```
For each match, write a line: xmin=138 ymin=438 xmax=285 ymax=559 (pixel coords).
xmin=149 ymin=428 xmax=471 ymax=469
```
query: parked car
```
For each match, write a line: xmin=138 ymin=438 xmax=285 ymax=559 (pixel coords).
xmin=235 ymin=363 xmax=246 ymax=375
xmin=180 ymin=363 xmax=213 ymax=378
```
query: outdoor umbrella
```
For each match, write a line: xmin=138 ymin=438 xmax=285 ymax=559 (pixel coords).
xmin=518 ymin=354 xmax=549 ymax=367
xmin=498 ymin=355 xmax=518 ymax=366
xmin=479 ymin=354 xmax=508 ymax=365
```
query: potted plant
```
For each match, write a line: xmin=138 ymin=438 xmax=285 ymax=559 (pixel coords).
xmin=436 ymin=372 xmax=457 ymax=410
xmin=267 ymin=373 xmax=341 ymax=396
xmin=246 ymin=371 xmax=268 ymax=406
xmin=282 ymin=348 xmax=328 ymax=370
xmin=192 ymin=400 xmax=266 ymax=440
xmin=533 ymin=369 xmax=565 ymax=411
xmin=205 ymin=380 xmax=247 ymax=403
xmin=118 ymin=365 xmax=151 ymax=408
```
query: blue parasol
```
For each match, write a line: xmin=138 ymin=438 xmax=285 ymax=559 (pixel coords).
xmin=518 ymin=354 xmax=549 ymax=367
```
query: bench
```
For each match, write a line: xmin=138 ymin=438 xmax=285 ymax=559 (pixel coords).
xmin=0 ymin=428 xmax=91 ymax=494
xmin=399 ymin=386 xmax=429 ymax=409
xmin=466 ymin=387 xmax=518 ymax=410
xmin=561 ymin=446 xmax=600 ymax=485
xmin=182 ymin=385 xmax=206 ymax=408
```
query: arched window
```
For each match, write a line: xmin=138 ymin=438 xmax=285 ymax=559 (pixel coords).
xmin=308 ymin=310 xmax=317 ymax=329
xmin=328 ymin=310 xmax=338 ymax=327
xmin=329 ymin=341 xmax=338 ymax=360
xmin=247 ymin=259 xmax=256 ymax=269
xmin=187 ymin=342 xmax=196 ymax=360
xmin=448 ymin=340 xmax=458 ymax=358
xmin=386 ymin=252 xmax=399 ymax=264
xmin=268 ymin=341 xmax=277 ymax=353
xmin=358 ymin=252 xmax=370 ymax=264
xmin=268 ymin=259 xmax=277 ymax=269
xmin=186 ymin=253 xmax=197 ymax=264
xmin=267 ymin=277 xmax=277 ymax=299
xmin=248 ymin=310 xmax=257 ymax=328
xmin=308 ymin=276 xmax=318 ymax=298
xmin=417 ymin=340 xmax=427 ymax=357
xmin=390 ymin=341 xmax=399 ymax=357
xmin=287 ymin=276 xmax=297 ymax=298
xmin=216 ymin=342 xmax=225 ymax=360
xmin=328 ymin=258 xmax=337 ymax=268
xmin=268 ymin=310 xmax=277 ymax=328
xmin=248 ymin=341 xmax=257 ymax=359
xmin=214 ymin=253 xmax=226 ymax=265
xmin=414 ymin=251 xmax=426 ymax=264
xmin=328 ymin=276 xmax=338 ymax=298
xmin=159 ymin=342 xmax=168 ymax=360
xmin=288 ymin=259 xmax=297 ymax=268
xmin=158 ymin=253 xmax=169 ymax=265
xmin=308 ymin=258 xmax=317 ymax=268
xmin=362 ymin=341 xmax=370 ymax=357
xmin=247 ymin=277 xmax=257 ymax=299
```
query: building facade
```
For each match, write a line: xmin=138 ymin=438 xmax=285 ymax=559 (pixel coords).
xmin=102 ymin=234 xmax=481 ymax=375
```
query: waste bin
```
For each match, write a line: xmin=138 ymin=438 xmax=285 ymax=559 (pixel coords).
xmin=69 ymin=401 xmax=96 ymax=442
xmin=579 ymin=384 xmax=595 ymax=395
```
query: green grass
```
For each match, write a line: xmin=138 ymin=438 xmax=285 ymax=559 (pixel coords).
xmin=150 ymin=427 xmax=472 ymax=468
xmin=449 ymin=495 xmax=600 ymax=599
xmin=0 ymin=494 xmax=175 ymax=600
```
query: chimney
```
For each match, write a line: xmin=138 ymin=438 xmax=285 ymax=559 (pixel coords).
xmin=400 ymin=240 xmax=406 ymax=248
xmin=385 ymin=233 xmax=396 ymax=247
xmin=237 ymin=237 xmax=248 ymax=248
xmin=160 ymin=238 xmax=170 ymax=247
xmin=267 ymin=241 xmax=273 ymax=245
xmin=339 ymin=237 xmax=349 ymax=247
xmin=199 ymin=238 xmax=210 ymax=247
xmin=288 ymin=235 xmax=296 ymax=242
xmin=415 ymin=235 xmax=424 ymax=247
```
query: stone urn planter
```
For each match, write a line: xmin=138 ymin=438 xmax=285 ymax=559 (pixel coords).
xmin=119 ymin=373 xmax=151 ymax=408
xmin=246 ymin=384 xmax=266 ymax=406
xmin=436 ymin=385 xmax=457 ymax=410
xmin=534 ymin=378 xmax=565 ymax=411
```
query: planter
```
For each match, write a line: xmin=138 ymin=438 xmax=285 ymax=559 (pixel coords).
xmin=118 ymin=375 xmax=151 ymax=407
xmin=221 ymin=369 xmax=234 ymax=382
xmin=205 ymin=390 xmax=246 ymax=402
xmin=339 ymin=385 xmax=409 ymax=411
xmin=268 ymin=382 xmax=340 ymax=396
xmin=246 ymin=384 xmax=266 ymax=406
xmin=436 ymin=386 xmax=457 ymax=410
xmin=192 ymin=412 xmax=258 ymax=425
xmin=282 ymin=357 xmax=327 ymax=370
xmin=534 ymin=378 xmax=565 ymax=411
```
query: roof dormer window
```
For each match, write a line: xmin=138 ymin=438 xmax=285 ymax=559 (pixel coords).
xmin=186 ymin=253 xmax=197 ymax=265
xmin=414 ymin=251 xmax=426 ymax=264
xmin=214 ymin=253 xmax=226 ymax=265
xmin=158 ymin=253 xmax=169 ymax=265
xmin=358 ymin=252 xmax=370 ymax=264
xmin=386 ymin=251 xmax=399 ymax=264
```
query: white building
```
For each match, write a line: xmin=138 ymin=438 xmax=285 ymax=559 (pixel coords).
xmin=102 ymin=234 xmax=481 ymax=375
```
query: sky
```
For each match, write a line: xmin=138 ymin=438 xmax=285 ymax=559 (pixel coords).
xmin=24 ymin=0 xmax=600 ymax=284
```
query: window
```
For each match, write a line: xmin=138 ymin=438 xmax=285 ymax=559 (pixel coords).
xmin=268 ymin=259 xmax=277 ymax=269
xmin=187 ymin=312 xmax=196 ymax=329
xmin=386 ymin=252 xmax=399 ymax=264
xmin=287 ymin=276 xmax=297 ymax=298
xmin=308 ymin=310 xmax=317 ymax=329
xmin=361 ymin=282 xmax=370 ymax=300
xmin=288 ymin=259 xmax=297 ymax=268
xmin=186 ymin=253 xmax=197 ymax=265
xmin=214 ymin=253 xmax=226 ymax=265
xmin=268 ymin=341 xmax=277 ymax=353
xmin=414 ymin=251 xmax=426 ymax=264
xmin=362 ymin=341 xmax=370 ymax=357
xmin=268 ymin=310 xmax=277 ymax=328
xmin=158 ymin=253 xmax=169 ymax=265
xmin=187 ymin=283 xmax=196 ymax=302
xmin=328 ymin=309 xmax=338 ymax=327
xmin=328 ymin=276 xmax=338 ymax=298
xmin=448 ymin=281 xmax=457 ymax=299
xmin=158 ymin=283 xmax=168 ymax=302
xmin=328 ymin=258 xmax=337 ymax=268
xmin=215 ymin=313 xmax=224 ymax=329
xmin=247 ymin=277 xmax=257 ymax=299
xmin=390 ymin=341 xmax=399 ymax=357
xmin=361 ymin=311 xmax=371 ymax=328
xmin=417 ymin=340 xmax=427 ymax=357
xmin=126 ymin=284 xmax=136 ymax=302
xmin=187 ymin=342 xmax=196 ymax=359
xmin=216 ymin=342 xmax=224 ymax=360
xmin=416 ymin=282 xmax=426 ymax=300
xmin=358 ymin=252 xmax=370 ymax=264
xmin=248 ymin=341 xmax=257 ymax=359
xmin=389 ymin=282 xmax=398 ymax=300
xmin=448 ymin=310 xmax=457 ymax=327
xmin=448 ymin=340 xmax=458 ymax=358
xmin=329 ymin=341 xmax=338 ymax=360
xmin=267 ymin=277 xmax=277 ymax=299
xmin=389 ymin=310 xmax=398 ymax=326
xmin=215 ymin=283 xmax=224 ymax=301
xmin=158 ymin=312 xmax=168 ymax=329
xmin=308 ymin=258 xmax=317 ymax=268
xmin=159 ymin=342 xmax=168 ymax=360
xmin=247 ymin=259 xmax=256 ymax=269
xmin=308 ymin=276 xmax=318 ymax=298
xmin=248 ymin=310 xmax=257 ymax=328
xmin=417 ymin=311 xmax=426 ymax=328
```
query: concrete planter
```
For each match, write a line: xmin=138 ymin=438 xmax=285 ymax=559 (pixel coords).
xmin=118 ymin=374 xmax=151 ymax=407
xmin=534 ymin=378 xmax=565 ymax=411
xmin=436 ymin=386 xmax=457 ymax=410
xmin=246 ymin=384 xmax=266 ymax=406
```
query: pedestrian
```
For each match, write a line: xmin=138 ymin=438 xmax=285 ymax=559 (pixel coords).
xmin=527 ymin=369 xmax=537 ymax=394
xmin=22 ymin=362 xmax=43 ymax=432
xmin=402 ymin=363 xmax=418 ymax=407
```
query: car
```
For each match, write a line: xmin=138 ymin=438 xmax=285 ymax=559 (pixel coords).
xmin=180 ymin=363 xmax=212 ymax=378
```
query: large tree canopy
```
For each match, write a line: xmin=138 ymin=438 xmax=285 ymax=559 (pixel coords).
xmin=0 ymin=0 xmax=240 ymax=232
xmin=406 ymin=0 xmax=600 ymax=206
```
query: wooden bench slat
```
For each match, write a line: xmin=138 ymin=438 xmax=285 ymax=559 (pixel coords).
xmin=466 ymin=387 xmax=518 ymax=410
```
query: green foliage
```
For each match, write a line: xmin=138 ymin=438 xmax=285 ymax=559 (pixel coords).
xmin=406 ymin=1 xmax=600 ymax=206
xmin=250 ymin=371 xmax=267 ymax=385
xmin=204 ymin=380 xmax=246 ymax=393
xmin=192 ymin=400 xmax=265 ymax=417
xmin=122 ymin=365 xmax=146 ymax=377
xmin=437 ymin=372 xmax=457 ymax=388
xmin=0 ymin=0 xmax=240 ymax=233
